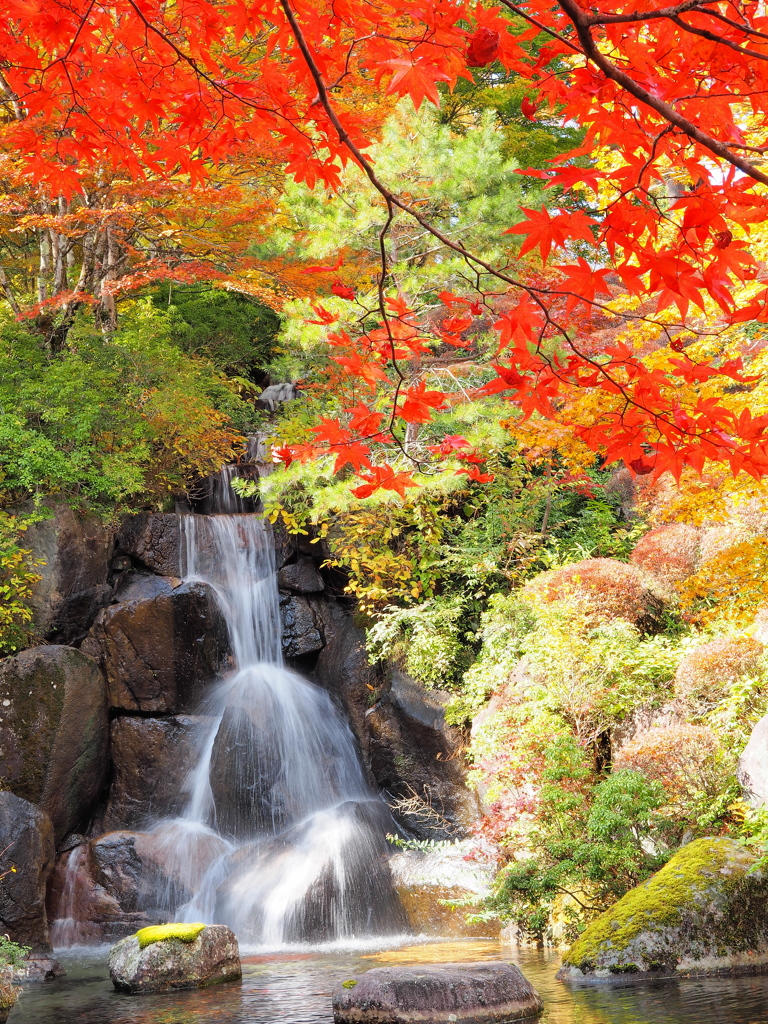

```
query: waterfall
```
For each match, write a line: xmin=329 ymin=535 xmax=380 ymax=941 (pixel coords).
xmin=149 ymin=509 xmax=406 ymax=946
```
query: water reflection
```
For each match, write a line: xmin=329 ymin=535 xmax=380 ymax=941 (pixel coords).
xmin=10 ymin=940 xmax=768 ymax=1023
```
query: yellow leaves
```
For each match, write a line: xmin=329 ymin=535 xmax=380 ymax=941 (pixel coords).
xmin=678 ymin=536 xmax=768 ymax=627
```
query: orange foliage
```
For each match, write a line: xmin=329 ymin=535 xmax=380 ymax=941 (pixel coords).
xmin=630 ymin=523 xmax=701 ymax=591
xmin=614 ymin=723 xmax=721 ymax=815
xmin=673 ymin=637 xmax=765 ymax=705
xmin=524 ymin=558 xmax=667 ymax=631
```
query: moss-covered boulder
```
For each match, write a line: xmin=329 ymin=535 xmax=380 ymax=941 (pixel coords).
xmin=558 ymin=837 xmax=768 ymax=984
xmin=108 ymin=923 xmax=241 ymax=994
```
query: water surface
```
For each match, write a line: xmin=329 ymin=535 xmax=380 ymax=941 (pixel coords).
xmin=11 ymin=938 xmax=768 ymax=1024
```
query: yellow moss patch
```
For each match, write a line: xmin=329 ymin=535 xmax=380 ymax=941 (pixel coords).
xmin=135 ymin=923 xmax=206 ymax=949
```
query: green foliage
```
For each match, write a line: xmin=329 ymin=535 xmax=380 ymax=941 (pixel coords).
xmin=151 ymin=284 xmax=281 ymax=381
xmin=488 ymin=740 xmax=674 ymax=942
xmin=0 ymin=935 xmax=29 ymax=970
xmin=0 ymin=512 xmax=42 ymax=656
xmin=0 ymin=302 xmax=253 ymax=513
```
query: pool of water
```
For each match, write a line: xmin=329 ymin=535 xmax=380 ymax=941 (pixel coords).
xmin=11 ymin=938 xmax=768 ymax=1024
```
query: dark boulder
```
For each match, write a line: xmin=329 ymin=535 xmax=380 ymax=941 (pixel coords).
xmin=281 ymin=594 xmax=324 ymax=658
xmin=26 ymin=505 xmax=113 ymax=643
xmin=102 ymin=715 xmax=204 ymax=831
xmin=278 ymin=559 xmax=325 ymax=593
xmin=0 ymin=793 xmax=55 ymax=954
xmin=83 ymin=580 xmax=230 ymax=713
xmin=114 ymin=513 xmax=182 ymax=577
xmin=332 ymin=962 xmax=543 ymax=1023
xmin=0 ymin=646 xmax=108 ymax=842
xmin=109 ymin=924 xmax=241 ymax=994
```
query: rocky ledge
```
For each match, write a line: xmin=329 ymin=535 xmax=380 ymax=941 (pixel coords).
xmin=332 ymin=961 xmax=543 ymax=1023
xmin=558 ymin=837 xmax=768 ymax=984
xmin=109 ymin=923 xmax=241 ymax=994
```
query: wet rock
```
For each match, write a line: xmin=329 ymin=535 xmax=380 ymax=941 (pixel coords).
xmin=213 ymin=801 xmax=407 ymax=943
xmin=0 ymin=646 xmax=108 ymax=842
xmin=0 ymin=793 xmax=55 ymax=954
xmin=84 ymin=580 xmax=230 ymax=713
xmin=558 ymin=837 xmax=768 ymax=983
xmin=109 ymin=924 xmax=241 ymax=994
xmin=114 ymin=513 xmax=182 ymax=576
xmin=524 ymin=557 xmax=668 ymax=632
xmin=102 ymin=715 xmax=204 ymax=831
xmin=313 ymin=603 xmax=477 ymax=840
xmin=26 ymin=505 xmax=113 ymax=642
xmin=390 ymin=840 xmax=497 ymax=939
xmin=278 ymin=559 xmax=325 ymax=593
xmin=630 ymin=523 xmax=701 ymax=590
xmin=281 ymin=594 xmax=324 ymax=658
xmin=332 ymin=962 xmax=543 ymax=1023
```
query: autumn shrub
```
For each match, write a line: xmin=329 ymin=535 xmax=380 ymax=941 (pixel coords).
xmin=629 ymin=523 xmax=700 ymax=590
xmin=673 ymin=636 xmax=765 ymax=706
xmin=523 ymin=558 xmax=668 ymax=632
xmin=485 ymin=737 xmax=674 ymax=941
xmin=0 ymin=513 xmax=42 ymax=656
xmin=613 ymin=722 xmax=736 ymax=832
xmin=679 ymin=537 xmax=768 ymax=627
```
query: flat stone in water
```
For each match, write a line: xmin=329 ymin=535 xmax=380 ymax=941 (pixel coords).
xmin=332 ymin=960 xmax=543 ymax=1023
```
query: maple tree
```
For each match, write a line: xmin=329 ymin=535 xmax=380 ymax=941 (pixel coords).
xmin=3 ymin=0 xmax=768 ymax=487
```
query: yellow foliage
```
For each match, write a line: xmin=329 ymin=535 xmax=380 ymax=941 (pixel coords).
xmin=135 ymin=923 xmax=205 ymax=949
xmin=678 ymin=537 xmax=768 ymax=627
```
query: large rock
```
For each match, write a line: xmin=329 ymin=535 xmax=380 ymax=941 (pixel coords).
xmin=83 ymin=580 xmax=230 ymax=713
xmin=278 ymin=559 xmax=325 ymax=593
xmin=313 ymin=602 xmax=477 ymax=839
xmin=0 ymin=793 xmax=55 ymax=954
xmin=114 ymin=513 xmax=183 ymax=577
xmin=109 ymin=923 xmax=241 ymax=994
xmin=0 ymin=646 xmax=108 ymax=842
xmin=26 ymin=505 xmax=113 ymax=642
xmin=524 ymin=558 xmax=667 ymax=631
xmin=281 ymin=594 xmax=325 ymax=658
xmin=332 ymin=962 xmax=543 ymax=1024
xmin=558 ymin=837 xmax=768 ymax=983
xmin=739 ymin=713 xmax=768 ymax=805
xmin=102 ymin=715 xmax=204 ymax=831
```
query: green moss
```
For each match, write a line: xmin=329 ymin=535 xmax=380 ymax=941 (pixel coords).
xmin=564 ymin=838 xmax=757 ymax=968
xmin=135 ymin=923 xmax=206 ymax=949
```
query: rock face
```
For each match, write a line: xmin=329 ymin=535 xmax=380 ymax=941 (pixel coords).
xmin=332 ymin=962 xmax=543 ymax=1024
xmin=524 ymin=558 xmax=667 ymax=631
xmin=313 ymin=601 xmax=477 ymax=840
xmin=0 ymin=793 xmax=55 ymax=954
xmin=0 ymin=646 xmax=108 ymax=842
xmin=26 ymin=505 xmax=113 ymax=642
xmin=739 ymin=713 xmax=768 ymax=805
xmin=109 ymin=924 xmax=241 ymax=994
xmin=559 ymin=837 xmax=768 ymax=983
xmin=84 ymin=580 xmax=230 ymax=713
xmin=102 ymin=715 xmax=204 ymax=830
xmin=114 ymin=513 xmax=183 ymax=577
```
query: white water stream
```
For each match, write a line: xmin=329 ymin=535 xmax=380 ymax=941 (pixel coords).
xmin=147 ymin=513 xmax=405 ymax=945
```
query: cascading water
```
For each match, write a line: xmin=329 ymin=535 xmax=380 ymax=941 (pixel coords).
xmin=149 ymin=510 xmax=406 ymax=945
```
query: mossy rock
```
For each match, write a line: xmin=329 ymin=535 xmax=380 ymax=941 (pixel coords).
xmin=558 ymin=837 xmax=768 ymax=984
xmin=135 ymin=923 xmax=205 ymax=949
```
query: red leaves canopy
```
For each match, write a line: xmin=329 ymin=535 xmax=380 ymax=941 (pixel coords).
xmin=5 ymin=0 xmax=768 ymax=490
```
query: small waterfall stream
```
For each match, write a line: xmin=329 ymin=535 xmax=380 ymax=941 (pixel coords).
xmin=148 ymin=511 xmax=405 ymax=945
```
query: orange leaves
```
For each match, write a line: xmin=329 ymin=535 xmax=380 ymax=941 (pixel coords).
xmin=378 ymin=57 xmax=452 ymax=110
xmin=352 ymin=465 xmax=417 ymax=499
xmin=397 ymin=381 xmax=446 ymax=423
xmin=466 ymin=27 xmax=500 ymax=68
xmin=505 ymin=208 xmax=598 ymax=262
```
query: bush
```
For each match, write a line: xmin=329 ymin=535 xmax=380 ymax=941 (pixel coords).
xmin=673 ymin=636 xmax=765 ymax=707
xmin=0 ymin=513 xmax=42 ymax=656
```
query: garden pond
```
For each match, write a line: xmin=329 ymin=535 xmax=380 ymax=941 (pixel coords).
xmin=10 ymin=938 xmax=768 ymax=1024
